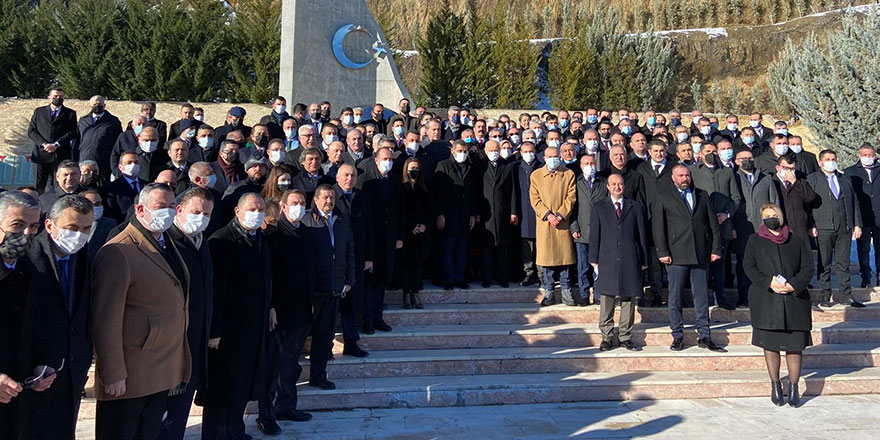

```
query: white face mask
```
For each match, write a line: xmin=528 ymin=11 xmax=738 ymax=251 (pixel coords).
xmin=194 ymin=115 xmax=204 ymax=122
xmin=487 ymin=151 xmax=500 ymax=162
xmin=378 ymin=159 xmax=394 ymax=174
xmin=545 ymin=157 xmax=561 ymax=171
xmin=585 ymin=140 xmax=598 ymax=152
xmin=205 ymin=174 xmax=217 ymax=189
xmin=726 ymin=123 xmax=738 ymax=131
xmin=287 ymin=205 xmax=305 ymax=222
xmin=774 ymin=144 xmax=789 ymax=156
xmin=533 ymin=128 xmax=543 ymax=139
xmin=353 ymin=114 xmax=364 ymax=124
xmin=547 ymin=139 xmax=560 ymax=149
xmin=185 ymin=129 xmax=196 ymax=139
xmin=676 ymin=133 xmax=689 ymax=143
xmin=52 ymin=227 xmax=89 ymax=255
xmin=139 ymin=140 xmax=158 ymax=153
xmin=144 ymin=207 xmax=176 ymax=233
xmin=92 ymin=205 xmax=104 ymax=221
xmin=823 ymin=160 xmax=838 ymax=173
xmin=268 ymin=150 xmax=285 ymax=163
xmin=121 ymin=163 xmax=140 ymax=177
xmin=342 ymin=115 xmax=353 ymax=126
xmin=454 ymin=152 xmax=468 ymax=163
xmin=241 ymin=210 xmax=265 ymax=230
xmin=790 ymin=143 xmax=803 ymax=154
xmin=861 ymin=156 xmax=875 ymax=167
xmin=274 ymin=104 xmax=286 ymax=114
xmin=198 ymin=137 xmax=214 ymax=149
xmin=179 ymin=213 xmax=210 ymax=235
xmin=521 ymin=152 xmax=535 ymax=163
xmin=509 ymin=134 xmax=521 ymax=145
xmin=749 ymin=120 xmax=761 ymax=128
xmin=582 ymin=165 xmax=596 ymax=179
xmin=699 ymin=126 xmax=711 ymax=135
xmin=325 ymin=134 xmax=339 ymax=144
xmin=500 ymin=149 xmax=512 ymax=159
xmin=406 ymin=142 xmax=419 ymax=154
xmin=284 ymin=129 xmax=295 ymax=139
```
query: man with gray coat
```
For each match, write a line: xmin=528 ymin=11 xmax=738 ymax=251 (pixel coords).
xmin=570 ymin=154 xmax=606 ymax=305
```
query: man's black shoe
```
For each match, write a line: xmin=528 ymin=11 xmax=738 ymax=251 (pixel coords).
xmin=620 ymin=340 xmax=641 ymax=351
xmin=841 ymin=299 xmax=866 ymax=308
xmin=343 ymin=344 xmax=369 ymax=357
xmin=670 ymin=338 xmax=685 ymax=351
xmin=498 ymin=282 xmax=509 ymax=288
xmin=308 ymin=378 xmax=336 ymax=390
xmin=520 ymin=278 xmax=538 ymax=287
xmin=456 ymin=282 xmax=470 ymax=290
xmin=256 ymin=420 xmax=282 ymax=436
xmin=598 ymin=340 xmax=613 ymax=351
xmin=276 ymin=410 xmax=313 ymax=422
xmin=651 ymin=297 xmax=664 ymax=307
xmin=697 ymin=338 xmax=727 ymax=352
xmin=443 ymin=282 xmax=454 ymax=291
xmin=361 ymin=320 xmax=375 ymax=335
xmin=373 ymin=320 xmax=393 ymax=332
xmin=715 ymin=302 xmax=736 ymax=311
xmin=481 ymin=282 xmax=492 ymax=288
xmin=818 ymin=300 xmax=833 ymax=308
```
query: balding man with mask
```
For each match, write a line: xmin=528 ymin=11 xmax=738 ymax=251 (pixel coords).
xmin=322 ymin=141 xmax=348 ymax=179
xmin=75 ymin=95 xmax=122 ymax=177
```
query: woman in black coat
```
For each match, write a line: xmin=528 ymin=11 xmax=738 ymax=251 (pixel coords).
xmin=401 ymin=158 xmax=430 ymax=308
xmin=743 ymin=202 xmax=814 ymax=408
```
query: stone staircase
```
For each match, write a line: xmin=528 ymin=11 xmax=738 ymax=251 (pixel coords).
xmin=78 ymin=286 xmax=880 ymax=419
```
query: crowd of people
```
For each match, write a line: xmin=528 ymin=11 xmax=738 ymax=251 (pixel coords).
xmin=1 ymin=87 xmax=876 ymax=438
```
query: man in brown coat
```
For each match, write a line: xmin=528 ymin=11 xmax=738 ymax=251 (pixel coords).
xmin=91 ymin=183 xmax=190 ymax=440
xmin=529 ymin=146 xmax=577 ymax=306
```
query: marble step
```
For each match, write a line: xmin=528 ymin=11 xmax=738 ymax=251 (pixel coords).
xmin=331 ymin=320 xmax=880 ymax=351
xmin=383 ymin=286 xmax=880 ymax=305
xmin=300 ymin=343 xmax=880 ymax=381
xmin=76 ymin=367 xmax=880 ymax=417
xmin=379 ymin=301 xmax=880 ymax=326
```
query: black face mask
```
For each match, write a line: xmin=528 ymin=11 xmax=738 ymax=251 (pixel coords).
xmin=321 ymin=108 xmax=331 ymax=119
xmin=311 ymin=111 xmax=322 ymax=121
xmin=91 ymin=104 xmax=105 ymax=114
xmin=703 ymin=153 xmax=718 ymax=166
xmin=224 ymin=151 xmax=238 ymax=163
xmin=0 ymin=230 xmax=33 ymax=260
xmin=740 ymin=159 xmax=755 ymax=172
xmin=763 ymin=217 xmax=782 ymax=230
xmin=401 ymin=105 xmax=411 ymax=114
xmin=254 ymin=134 xmax=268 ymax=147
xmin=408 ymin=170 xmax=421 ymax=181
xmin=52 ymin=97 xmax=64 ymax=107
xmin=81 ymin=173 xmax=97 ymax=186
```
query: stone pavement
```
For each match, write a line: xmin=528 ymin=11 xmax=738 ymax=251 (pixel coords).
xmin=75 ymin=394 xmax=880 ymax=439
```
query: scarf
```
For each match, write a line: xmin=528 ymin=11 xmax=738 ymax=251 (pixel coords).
xmin=758 ymin=223 xmax=789 ymax=244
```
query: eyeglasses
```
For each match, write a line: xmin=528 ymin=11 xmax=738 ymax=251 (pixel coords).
xmin=22 ymin=359 xmax=65 ymax=390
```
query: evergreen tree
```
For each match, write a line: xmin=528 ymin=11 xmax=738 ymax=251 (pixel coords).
xmin=749 ymin=81 xmax=766 ymax=112
xmin=459 ymin=0 xmax=495 ymax=108
xmin=691 ymin=79 xmax=705 ymax=109
xmin=185 ymin=0 xmax=233 ymax=102
xmin=493 ymin=13 xmax=539 ymax=109
xmin=226 ymin=0 xmax=281 ymax=103
xmin=636 ymin=27 xmax=675 ymax=110
xmin=729 ymin=81 xmax=742 ymax=114
xmin=415 ymin=0 xmax=465 ymax=107
xmin=709 ymin=82 xmax=724 ymax=113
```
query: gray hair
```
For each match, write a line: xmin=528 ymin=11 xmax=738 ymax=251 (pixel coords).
xmin=188 ymin=162 xmax=212 ymax=181
xmin=89 ymin=95 xmax=105 ymax=103
xmin=48 ymin=194 xmax=93 ymax=223
xmin=137 ymin=183 xmax=174 ymax=207
xmin=298 ymin=124 xmax=315 ymax=136
xmin=0 ymin=190 xmax=40 ymax=218
xmin=79 ymin=159 xmax=98 ymax=169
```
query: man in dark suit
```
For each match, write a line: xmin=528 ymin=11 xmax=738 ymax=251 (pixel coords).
xmin=301 ymin=185 xmax=356 ymax=390
xmin=636 ymin=139 xmax=677 ymax=307
xmin=714 ymin=114 xmax=740 ymax=144
xmin=387 ymin=98 xmax=418 ymax=134
xmin=131 ymin=102 xmax=167 ymax=146
xmin=110 ymin=115 xmax=147 ymax=178
xmin=74 ymin=95 xmax=122 ymax=181
xmin=359 ymin=148 xmax=403 ymax=332
xmin=22 ymin=195 xmax=94 ymax=439
xmin=38 ymin=160 xmax=83 ymax=214
xmin=210 ymin=140 xmax=245 ymax=195
xmin=589 ymin=174 xmax=648 ymax=351
xmin=652 ymin=164 xmax=725 ymax=352
xmin=198 ymin=192 xmax=271 ymax=439
xmin=515 ymin=142 xmax=542 ymax=286
xmin=600 ymin=145 xmax=646 ymax=206
xmin=259 ymin=96 xmax=292 ymax=141
xmin=214 ymin=106 xmax=252 ymax=144
xmin=166 ymin=103 xmax=201 ymax=142
xmin=733 ymin=127 xmax=766 ymax=158
xmin=789 ymin=135 xmax=819 ymax=178
xmin=255 ymin=190 xmax=315 ymax=434
xmin=756 ymin=134 xmax=793 ymax=175
xmin=27 ymin=88 xmax=78 ymax=193
xmin=808 ymin=150 xmax=864 ymax=308
xmin=103 ymin=151 xmax=147 ymax=223
xmin=846 ymin=143 xmax=880 ymax=288
xmin=748 ymin=113 xmax=773 ymax=146
xmin=333 ymin=165 xmax=372 ymax=353
xmin=81 ymin=189 xmax=117 ymax=262
xmin=291 ymin=149 xmax=332 ymax=206
xmin=570 ymin=154 xmax=606 ymax=305
xmin=476 ymin=140 xmax=518 ymax=288
xmin=158 ymin=188 xmax=214 ymax=440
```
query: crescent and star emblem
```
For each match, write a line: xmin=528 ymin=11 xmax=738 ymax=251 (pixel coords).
xmin=332 ymin=24 xmax=387 ymax=70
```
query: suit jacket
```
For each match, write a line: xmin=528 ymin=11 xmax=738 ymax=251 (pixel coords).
xmin=269 ymin=217 xmax=316 ymax=329
xmin=334 ymin=184 xmax=374 ymax=265
xmin=770 ymin=175 xmax=817 ymax=248
xmin=598 ymin=165 xmax=646 ymax=206
xmin=0 ymin=257 xmax=37 ymax=440
xmin=88 ymin=217 xmax=118 ymax=262
xmin=589 ymin=198 xmax=648 ymax=297
xmin=91 ymin=222 xmax=191 ymax=400
xmin=733 ymin=170 xmax=779 ymax=233
xmin=128 ymin=118 xmax=167 ymax=145
xmin=689 ymin=162 xmax=741 ymax=240
xmin=214 ymin=122 xmax=252 ymax=144
xmin=636 ymin=159 xmax=676 ymax=215
xmin=514 ymin=159 xmax=542 ymax=239
xmin=301 ymin=209 xmax=356 ymax=295
xmin=569 ymin=174 xmax=607 ymax=244
xmin=844 ymin=162 xmax=880 ymax=229
xmin=168 ymin=119 xmax=204 ymax=143
xmin=806 ymin=170 xmax=861 ymax=232
xmin=793 ymin=151 xmax=820 ymax=178
xmin=651 ymin=186 xmax=722 ymax=265
xmin=28 ymin=105 xmax=78 ymax=164
xmin=476 ymin=159 xmax=518 ymax=246
xmin=102 ymin=175 xmax=147 ymax=223
xmin=109 ymin=130 xmax=139 ymax=176
xmin=74 ymin=112 xmax=122 ymax=168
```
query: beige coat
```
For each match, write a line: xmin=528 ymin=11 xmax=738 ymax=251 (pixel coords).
xmin=90 ymin=222 xmax=191 ymax=400
xmin=529 ymin=166 xmax=577 ymax=266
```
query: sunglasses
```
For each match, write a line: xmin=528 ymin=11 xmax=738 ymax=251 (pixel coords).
xmin=22 ymin=359 xmax=65 ymax=390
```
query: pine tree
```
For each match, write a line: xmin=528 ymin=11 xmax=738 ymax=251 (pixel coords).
xmin=729 ymin=81 xmax=742 ymax=114
xmin=749 ymin=81 xmax=766 ymax=113
xmin=186 ymin=0 xmax=233 ymax=102
xmin=226 ymin=0 xmax=281 ymax=103
xmin=709 ymin=82 xmax=724 ymax=113
xmin=2 ymin=1 xmax=57 ymax=97
xmin=458 ymin=0 xmax=495 ymax=108
xmin=636 ymin=27 xmax=675 ymax=110
xmin=767 ymin=38 xmax=798 ymax=115
xmin=691 ymin=79 xmax=705 ymax=110
xmin=415 ymin=0 xmax=465 ymax=107
xmin=493 ymin=12 xmax=539 ymax=109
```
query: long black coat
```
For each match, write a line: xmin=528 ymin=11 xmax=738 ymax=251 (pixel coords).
xmin=269 ymin=217 xmax=316 ymax=329
xmin=476 ymin=159 xmax=518 ymax=246
xmin=651 ymin=186 xmax=722 ymax=265
xmin=514 ymin=159 xmax=542 ymax=239
xmin=0 ymin=258 xmax=36 ymax=439
xmin=28 ymin=105 xmax=78 ymax=164
xmin=743 ymin=231 xmax=814 ymax=331
xmin=359 ymin=167 xmax=404 ymax=281
xmin=598 ymin=165 xmax=646 ymax=206
xmin=19 ymin=232 xmax=92 ymax=440
xmin=431 ymin=158 xmax=478 ymax=237
xmin=333 ymin=185 xmax=373 ymax=310
xmin=196 ymin=220 xmax=271 ymax=407
xmin=844 ymin=162 xmax=880 ymax=229
xmin=589 ymin=198 xmax=648 ymax=297
xmin=74 ymin=112 xmax=122 ymax=166
xmin=167 ymin=225 xmax=213 ymax=390
xmin=770 ymin=176 xmax=817 ymax=249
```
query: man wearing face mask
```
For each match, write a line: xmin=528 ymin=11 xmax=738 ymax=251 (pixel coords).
xmin=91 ymin=183 xmax=190 ymax=440
xmin=432 ymin=141 xmax=479 ymax=290
xmin=259 ymin=96 xmax=292 ymax=141
xmin=476 ymin=140 xmax=518 ymax=289
xmin=129 ymin=102 xmax=167 ymax=146
xmin=157 ymin=188 xmax=214 ymax=440
xmin=514 ymin=142 xmax=542 ymax=286
xmin=104 ymin=152 xmax=147 ymax=223
xmin=81 ymin=189 xmax=116 ymax=263
xmin=291 ymin=149 xmax=332 ymax=205
xmin=689 ymin=143 xmax=742 ymax=310
xmin=239 ymin=124 xmax=271 ymax=165
xmin=771 ymin=155 xmax=817 ymax=252
xmin=180 ymin=162 xmax=223 ymax=237
xmin=79 ymin=160 xmax=102 ymax=191
xmin=209 ymin=140 xmax=245 ymax=195
xmin=75 ymin=95 xmax=122 ymax=182
xmin=788 ymin=135 xmax=819 ymax=177
xmin=197 ymin=193 xmax=272 ymax=439
xmin=716 ymin=139 xmax=736 ymax=169
xmin=29 ymin=88 xmax=78 ymax=194
xmin=189 ymin=125 xmax=216 ymax=163
xmin=319 ymin=124 xmax=341 ymax=153
xmin=845 ymin=144 xmax=880 ymax=288
xmin=733 ymin=126 xmax=766 ymax=158
xmin=732 ymin=150 xmax=779 ymax=307
xmin=16 ymin=195 xmax=92 ymax=439
xmin=582 ymin=129 xmax=610 ymax=172
xmin=387 ymin=98 xmax=417 ymax=134
xmin=39 ymin=160 xmax=83 ymax=214
xmin=570 ymin=154 xmax=606 ymax=306
xmin=443 ymin=106 xmax=462 ymax=140
xmin=214 ymin=106 xmax=251 ymax=144
xmin=163 ymin=140 xmax=192 ymax=191
xmin=393 ymin=130 xmax=435 ymax=179
xmin=165 ymin=118 xmax=199 ymax=154
xmin=756 ymin=134 xmax=794 ymax=175
xmin=167 ymin=104 xmax=201 ymax=143
xmin=110 ymin=115 xmax=148 ymax=176
xmin=304 ymin=102 xmax=324 ymax=142
xmin=808 ymin=150 xmax=864 ymax=308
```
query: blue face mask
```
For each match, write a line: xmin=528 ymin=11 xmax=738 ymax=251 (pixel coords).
xmin=559 ymin=119 xmax=569 ymax=128
xmin=719 ymin=149 xmax=734 ymax=161
xmin=646 ymin=116 xmax=656 ymax=126
xmin=545 ymin=157 xmax=561 ymax=171
xmin=670 ymin=118 xmax=681 ymax=127
xmin=452 ymin=115 xmax=460 ymax=124
xmin=463 ymin=137 xmax=475 ymax=144
xmin=621 ymin=126 xmax=633 ymax=136
xmin=587 ymin=115 xmax=598 ymax=124
xmin=742 ymin=136 xmax=755 ymax=145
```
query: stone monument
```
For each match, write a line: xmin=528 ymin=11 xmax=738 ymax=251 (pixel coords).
xmin=278 ymin=0 xmax=412 ymax=109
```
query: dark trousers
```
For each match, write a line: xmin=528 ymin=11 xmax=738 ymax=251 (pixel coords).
xmin=310 ymin=295 xmax=340 ymax=381
xmin=33 ymin=162 xmax=56 ymax=194
xmin=645 ymin=245 xmax=665 ymax=300
xmin=666 ymin=264 xmax=711 ymax=340
xmin=575 ymin=242 xmax=597 ymax=302
xmin=521 ymin=238 xmax=538 ymax=281
xmin=201 ymin=399 xmax=248 ymax=440
xmin=856 ymin=225 xmax=880 ymax=285
xmin=735 ymin=231 xmax=754 ymax=304
xmin=274 ymin=326 xmax=310 ymax=415
xmin=708 ymin=238 xmax=730 ymax=305
xmin=367 ymin=279 xmax=387 ymax=322
xmin=339 ymin=295 xmax=360 ymax=343
xmin=401 ymin=235 xmax=424 ymax=293
xmin=257 ymin=331 xmax=281 ymax=422
xmin=481 ymin=242 xmax=509 ymax=284
xmin=443 ymin=234 xmax=467 ymax=283
xmin=817 ymin=227 xmax=854 ymax=301
xmin=157 ymin=387 xmax=196 ymax=440
xmin=95 ymin=391 xmax=168 ymax=440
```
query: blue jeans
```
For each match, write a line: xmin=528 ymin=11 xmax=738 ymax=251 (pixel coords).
xmin=666 ymin=264 xmax=711 ymax=340
xmin=542 ymin=265 xmax=572 ymax=292
xmin=575 ymin=243 xmax=597 ymax=302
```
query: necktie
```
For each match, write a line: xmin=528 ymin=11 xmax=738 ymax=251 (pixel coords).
xmin=131 ymin=180 xmax=139 ymax=193
xmin=681 ymin=190 xmax=692 ymax=213
xmin=829 ymin=175 xmax=839 ymax=199
xmin=345 ymin=192 xmax=353 ymax=202
xmin=51 ymin=109 xmax=58 ymax=120
xmin=615 ymin=201 xmax=622 ymax=219
xmin=57 ymin=258 xmax=73 ymax=316
xmin=157 ymin=235 xmax=166 ymax=249
xmin=783 ymin=180 xmax=790 ymax=191
xmin=747 ymin=173 xmax=753 ymax=185
xmin=654 ymin=164 xmax=661 ymax=177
